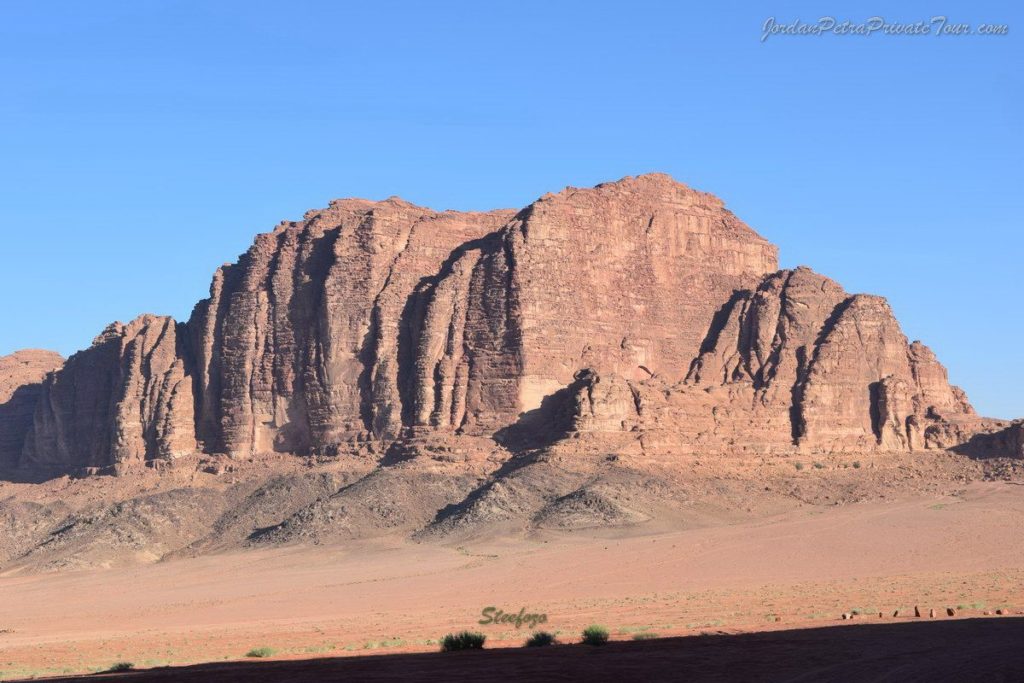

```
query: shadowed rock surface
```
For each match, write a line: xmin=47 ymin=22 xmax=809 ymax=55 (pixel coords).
xmin=0 ymin=350 xmax=63 ymax=470
xmin=22 ymin=316 xmax=195 ymax=473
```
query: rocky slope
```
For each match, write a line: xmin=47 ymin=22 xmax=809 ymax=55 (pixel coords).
xmin=0 ymin=174 xmax=1015 ymax=474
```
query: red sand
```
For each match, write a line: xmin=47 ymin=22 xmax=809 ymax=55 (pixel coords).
xmin=1 ymin=481 xmax=1022 ymax=680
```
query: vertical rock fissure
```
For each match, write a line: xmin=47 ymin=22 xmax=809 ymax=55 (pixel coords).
xmin=359 ymin=218 xmax=420 ymax=435
xmin=790 ymin=296 xmax=854 ymax=445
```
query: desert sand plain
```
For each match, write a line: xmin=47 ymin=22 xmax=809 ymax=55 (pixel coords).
xmin=1 ymin=468 xmax=1022 ymax=681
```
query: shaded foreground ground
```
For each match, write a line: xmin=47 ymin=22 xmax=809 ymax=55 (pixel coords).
xmin=33 ymin=619 xmax=1024 ymax=683
xmin=1 ymin=482 xmax=1022 ymax=679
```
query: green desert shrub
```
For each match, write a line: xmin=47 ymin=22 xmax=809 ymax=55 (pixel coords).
xmin=440 ymin=631 xmax=486 ymax=651
xmin=581 ymin=624 xmax=610 ymax=646
xmin=245 ymin=647 xmax=276 ymax=658
xmin=632 ymin=632 xmax=658 ymax=640
xmin=525 ymin=631 xmax=557 ymax=647
xmin=107 ymin=662 xmax=134 ymax=672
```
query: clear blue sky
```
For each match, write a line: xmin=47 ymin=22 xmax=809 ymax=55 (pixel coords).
xmin=1 ymin=1 xmax=1021 ymax=418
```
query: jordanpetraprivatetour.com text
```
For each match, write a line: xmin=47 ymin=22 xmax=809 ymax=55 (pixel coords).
xmin=761 ymin=16 xmax=1009 ymax=42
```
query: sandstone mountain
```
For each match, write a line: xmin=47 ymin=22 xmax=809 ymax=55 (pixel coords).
xmin=1 ymin=174 xmax=1014 ymax=475
xmin=0 ymin=174 xmax=1019 ymax=570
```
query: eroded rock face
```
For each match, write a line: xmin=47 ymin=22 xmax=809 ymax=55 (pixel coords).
xmin=566 ymin=267 xmax=989 ymax=454
xmin=931 ymin=417 xmax=1020 ymax=454
xmin=181 ymin=174 xmax=778 ymax=454
xmin=796 ymin=295 xmax=972 ymax=452
xmin=0 ymin=350 xmax=63 ymax=469
xmin=21 ymin=315 xmax=194 ymax=472
xmin=6 ymin=174 xmax=1014 ymax=474
xmin=407 ymin=174 xmax=778 ymax=434
xmin=186 ymin=199 xmax=515 ymax=455
xmin=686 ymin=267 xmax=850 ymax=451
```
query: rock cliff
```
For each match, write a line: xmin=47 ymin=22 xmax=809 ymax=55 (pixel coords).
xmin=407 ymin=175 xmax=778 ymax=436
xmin=185 ymin=198 xmax=515 ymax=456
xmin=0 ymin=350 xmax=63 ymax=469
xmin=0 ymin=174 xmax=1015 ymax=476
xmin=22 ymin=316 xmax=194 ymax=472
xmin=559 ymin=267 xmax=990 ymax=455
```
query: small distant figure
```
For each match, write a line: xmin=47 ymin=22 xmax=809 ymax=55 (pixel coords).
xmin=914 ymin=606 xmax=922 ymax=617
xmin=946 ymin=607 xmax=956 ymax=617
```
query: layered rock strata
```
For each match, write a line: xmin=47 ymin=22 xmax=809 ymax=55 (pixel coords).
xmin=407 ymin=176 xmax=778 ymax=436
xmin=186 ymin=198 xmax=515 ymax=455
xmin=22 ymin=315 xmax=194 ymax=471
xmin=561 ymin=267 xmax=991 ymax=454
xmin=0 ymin=174 xmax=1013 ymax=474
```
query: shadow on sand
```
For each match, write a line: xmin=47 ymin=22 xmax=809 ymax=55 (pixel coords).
xmin=33 ymin=617 xmax=1024 ymax=683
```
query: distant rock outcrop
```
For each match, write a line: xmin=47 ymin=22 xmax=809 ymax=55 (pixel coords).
xmin=0 ymin=350 xmax=63 ymax=469
xmin=22 ymin=316 xmax=194 ymax=472
xmin=953 ymin=421 xmax=1024 ymax=459
xmin=0 ymin=174 xmax=1016 ymax=476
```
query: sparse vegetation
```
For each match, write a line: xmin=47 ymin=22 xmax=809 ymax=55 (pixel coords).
xmin=107 ymin=662 xmax=135 ymax=672
xmin=794 ymin=462 xmax=804 ymax=471
xmin=581 ymin=624 xmax=610 ymax=646
xmin=632 ymin=632 xmax=658 ymax=640
xmin=245 ymin=647 xmax=276 ymax=658
xmin=852 ymin=461 xmax=862 ymax=469
xmin=302 ymin=643 xmax=337 ymax=654
xmin=686 ymin=620 xmax=725 ymax=629
xmin=360 ymin=638 xmax=406 ymax=650
xmin=813 ymin=462 xmax=825 ymax=469
xmin=525 ymin=631 xmax=557 ymax=647
xmin=440 ymin=631 xmax=486 ymax=651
